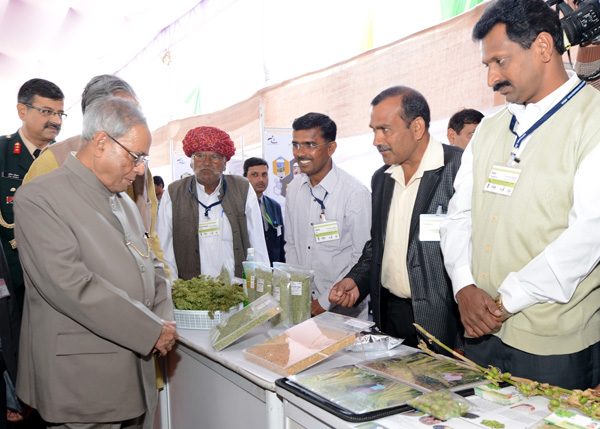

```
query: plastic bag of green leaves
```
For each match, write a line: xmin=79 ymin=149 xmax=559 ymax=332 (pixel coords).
xmin=273 ymin=262 xmax=313 ymax=325
xmin=242 ymin=261 xmax=256 ymax=303
xmin=271 ymin=267 xmax=291 ymax=328
xmin=407 ymin=390 xmax=472 ymax=421
xmin=253 ymin=262 xmax=272 ymax=299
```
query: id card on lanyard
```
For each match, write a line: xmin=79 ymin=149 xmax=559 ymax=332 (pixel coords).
xmin=484 ymin=80 xmax=585 ymax=197
xmin=309 ymin=187 xmax=341 ymax=243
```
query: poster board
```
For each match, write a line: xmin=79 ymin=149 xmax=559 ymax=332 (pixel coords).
xmin=263 ymin=127 xmax=295 ymax=210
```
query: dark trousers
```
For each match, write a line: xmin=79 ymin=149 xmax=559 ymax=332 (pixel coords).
xmin=384 ymin=293 xmax=418 ymax=347
xmin=465 ymin=335 xmax=600 ymax=390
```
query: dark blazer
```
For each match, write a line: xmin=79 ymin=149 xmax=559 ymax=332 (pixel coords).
xmin=262 ymin=195 xmax=285 ymax=264
xmin=0 ymin=242 xmax=19 ymax=383
xmin=0 ymin=131 xmax=34 ymax=308
xmin=0 ymin=244 xmax=20 ymax=422
xmin=347 ymin=143 xmax=464 ymax=354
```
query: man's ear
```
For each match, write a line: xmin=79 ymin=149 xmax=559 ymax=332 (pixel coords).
xmin=447 ymin=128 xmax=457 ymax=145
xmin=412 ymin=117 xmax=427 ymax=141
xmin=17 ymin=103 xmax=27 ymax=121
xmin=327 ymin=141 xmax=337 ymax=157
xmin=92 ymin=131 xmax=108 ymax=157
xmin=535 ymin=32 xmax=554 ymax=63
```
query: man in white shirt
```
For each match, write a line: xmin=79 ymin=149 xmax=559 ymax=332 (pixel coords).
xmin=157 ymin=126 xmax=268 ymax=281
xmin=440 ymin=0 xmax=600 ymax=389
xmin=285 ymin=113 xmax=371 ymax=318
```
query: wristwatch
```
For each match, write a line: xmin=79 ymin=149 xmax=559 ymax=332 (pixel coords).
xmin=494 ymin=293 xmax=513 ymax=319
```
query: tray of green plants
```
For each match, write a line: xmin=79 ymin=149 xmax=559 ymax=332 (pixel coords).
xmin=172 ymin=274 xmax=247 ymax=330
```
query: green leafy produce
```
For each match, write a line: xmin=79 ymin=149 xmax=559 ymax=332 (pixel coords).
xmin=290 ymin=274 xmax=311 ymax=324
xmin=407 ymin=390 xmax=470 ymax=420
xmin=172 ymin=275 xmax=246 ymax=318
xmin=254 ymin=262 xmax=272 ymax=299
xmin=271 ymin=268 xmax=290 ymax=328
xmin=211 ymin=294 xmax=280 ymax=351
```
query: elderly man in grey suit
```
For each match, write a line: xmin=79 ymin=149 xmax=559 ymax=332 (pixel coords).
xmin=329 ymin=86 xmax=464 ymax=355
xmin=14 ymin=96 xmax=178 ymax=428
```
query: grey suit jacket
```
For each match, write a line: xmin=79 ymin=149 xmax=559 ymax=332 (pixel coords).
xmin=347 ymin=144 xmax=464 ymax=354
xmin=14 ymin=155 xmax=173 ymax=423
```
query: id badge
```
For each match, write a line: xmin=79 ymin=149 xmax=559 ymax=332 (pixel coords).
xmin=419 ymin=214 xmax=446 ymax=241
xmin=198 ymin=220 xmax=220 ymax=237
xmin=483 ymin=165 xmax=521 ymax=196
xmin=313 ymin=220 xmax=340 ymax=243
xmin=0 ymin=278 xmax=9 ymax=298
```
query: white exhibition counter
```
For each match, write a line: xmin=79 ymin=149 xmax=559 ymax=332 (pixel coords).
xmin=163 ymin=328 xmax=558 ymax=429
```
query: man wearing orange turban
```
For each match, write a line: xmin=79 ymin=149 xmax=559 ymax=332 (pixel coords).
xmin=156 ymin=126 xmax=269 ymax=280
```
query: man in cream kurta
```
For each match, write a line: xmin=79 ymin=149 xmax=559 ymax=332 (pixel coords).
xmin=14 ymin=97 xmax=177 ymax=428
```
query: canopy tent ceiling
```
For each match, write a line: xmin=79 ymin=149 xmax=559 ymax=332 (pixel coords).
xmin=0 ymin=0 xmax=450 ymax=140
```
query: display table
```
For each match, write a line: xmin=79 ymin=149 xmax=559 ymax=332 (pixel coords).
xmin=165 ymin=327 xmax=437 ymax=428
xmin=164 ymin=328 xmax=558 ymax=429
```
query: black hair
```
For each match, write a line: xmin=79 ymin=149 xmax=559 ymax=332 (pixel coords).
xmin=243 ymin=157 xmax=268 ymax=177
xmin=448 ymin=109 xmax=484 ymax=134
xmin=153 ymin=176 xmax=164 ymax=187
xmin=292 ymin=112 xmax=337 ymax=142
xmin=371 ymin=86 xmax=431 ymax=129
xmin=473 ymin=0 xmax=565 ymax=55
xmin=17 ymin=78 xmax=64 ymax=104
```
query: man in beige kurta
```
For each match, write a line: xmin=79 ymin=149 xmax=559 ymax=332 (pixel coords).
xmin=14 ymin=96 xmax=177 ymax=428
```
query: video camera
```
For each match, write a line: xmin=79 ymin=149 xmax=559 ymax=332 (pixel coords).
xmin=548 ymin=0 xmax=600 ymax=46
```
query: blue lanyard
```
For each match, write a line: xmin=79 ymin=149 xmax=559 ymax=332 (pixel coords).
xmin=309 ymin=187 xmax=328 ymax=221
xmin=188 ymin=176 xmax=227 ymax=217
xmin=507 ymin=80 xmax=585 ymax=165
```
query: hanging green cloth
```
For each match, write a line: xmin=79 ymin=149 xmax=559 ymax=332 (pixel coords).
xmin=440 ymin=0 xmax=485 ymax=20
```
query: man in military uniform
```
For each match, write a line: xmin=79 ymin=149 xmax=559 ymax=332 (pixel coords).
xmin=0 ymin=78 xmax=64 ymax=309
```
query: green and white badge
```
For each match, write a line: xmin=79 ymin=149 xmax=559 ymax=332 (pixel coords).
xmin=484 ymin=165 xmax=521 ymax=196
xmin=313 ymin=220 xmax=340 ymax=243
xmin=198 ymin=220 xmax=220 ymax=237
xmin=419 ymin=214 xmax=446 ymax=241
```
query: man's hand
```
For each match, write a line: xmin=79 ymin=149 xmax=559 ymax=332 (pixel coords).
xmin=456 ymin=285 xmax=503 ymax=338
xmin=311 ymin=298 xmax=326 ymax=316
xmin=6 ymin=409 xmax=24 ymax=422
xmin=153 ymin=320 xmax=179 ymax=356
xmin=329 ymin=278 xmax=359 ymax=307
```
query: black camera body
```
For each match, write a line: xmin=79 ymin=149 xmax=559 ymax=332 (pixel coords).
xmin=551 ymin=0 xmax=600 ymax=46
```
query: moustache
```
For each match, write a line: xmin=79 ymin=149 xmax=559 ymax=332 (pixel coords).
xmin=194 ymin=166 xmax=221 ymax=175
xmin=492 ymin=80 xmax=511 ymax=93
xmin=45 ymin=122 xmax=61 ymax=132
xmin=377 ymin=145 xmax=392 ymax=152
xmin=296 ymin=156 xmax=312 ymax=162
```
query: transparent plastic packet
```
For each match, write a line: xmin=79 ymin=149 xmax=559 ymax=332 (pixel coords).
xmin=253 ymin=262 xmax=272 ymax=299
xmin=273 ymin=262 xmax=312 ymax=325
xmin=242 ymin=261 xmax=256 ymax=302
xmin=346 ymin=328 xmax=404 ymax=352
xmin=219 ymin=260 xmax=235 ymax=286
xmin=210 ymin=293 xmax=281 ymax=351
xmin=407 ymin=390 xmax=473 ymax=421
xmin=271 ymin=267 xmax=291 ymax=328
xmin=244 ymin=312 xmax=374 ymax=375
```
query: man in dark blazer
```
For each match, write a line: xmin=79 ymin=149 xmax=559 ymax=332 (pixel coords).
xmin=329 ymin=86 xmax=464 ymax=354
xmin=243 ymin=157 xmax=285 ymax=264
xmin=0 ymin=78 xmax=64 ymax=310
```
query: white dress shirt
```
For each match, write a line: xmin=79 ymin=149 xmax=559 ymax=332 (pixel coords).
xmin=284 ymin=162 xmax=372 ymax=312
xmin=156 ymin=176 xmax=269 ymax=281
xmin=441 ymin=73 xmax=600 ymax=313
